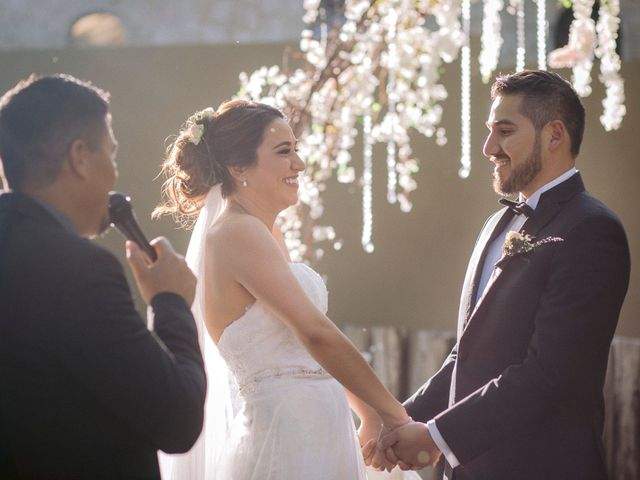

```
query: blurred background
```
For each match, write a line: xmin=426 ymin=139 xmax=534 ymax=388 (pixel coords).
xmin=0 ymin=0 xmax=636 ymax=337
xmin=1 ymin=1 xmax=638 ymax=477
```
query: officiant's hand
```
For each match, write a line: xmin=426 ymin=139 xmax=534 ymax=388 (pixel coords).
xmin=126 ymin=238 xmax=196 ymax=305
xmin=379 ymin=421 xmax=441 ymax=470
xmin=359 ymin=420 xmax=395 ymax=472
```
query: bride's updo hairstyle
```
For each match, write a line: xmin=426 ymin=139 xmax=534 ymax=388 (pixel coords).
xmin=154 ymin=99 xmax=284 ymax=225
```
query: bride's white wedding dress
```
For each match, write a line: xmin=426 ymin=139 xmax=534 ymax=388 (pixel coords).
xmin=213 ymin=262 xmax=368 ymax=479
xmin=159 ymin=186 xmax=421 ymax=480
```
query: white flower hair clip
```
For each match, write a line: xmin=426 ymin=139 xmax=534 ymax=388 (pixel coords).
xmin=185 ymin=107 xmax=216 ymax=146
xmin=186 ymin=123 xmax=205 ymax=145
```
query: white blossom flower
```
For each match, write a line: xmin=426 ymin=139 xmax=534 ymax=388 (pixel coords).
xmin=233 ymin=0 xmax=622 ymax=259
xmin=185 ymin=124 xmax=204 ymax=145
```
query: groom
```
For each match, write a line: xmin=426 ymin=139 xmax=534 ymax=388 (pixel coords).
xmin=381 ymin=70 xmax=630 ymax=479
xmin=0 ymin=74 xmax=206 ymax=479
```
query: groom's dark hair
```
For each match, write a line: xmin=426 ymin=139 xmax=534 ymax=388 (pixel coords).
xmin=491 ymin=70 xmax=585 ymax=159
xmin=0 ymin=73 xmax=110 ymax=190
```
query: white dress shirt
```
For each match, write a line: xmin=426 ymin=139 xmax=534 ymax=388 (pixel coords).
xmin=426 ymin=167 xmax=578 ymax=469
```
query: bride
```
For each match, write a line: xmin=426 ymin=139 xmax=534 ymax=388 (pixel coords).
xmin=155 ymin=100 xmax=426 ymax=479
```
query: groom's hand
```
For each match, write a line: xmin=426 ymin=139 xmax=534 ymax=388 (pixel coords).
xmin=379 ymin=421 xmax=441 ymax=470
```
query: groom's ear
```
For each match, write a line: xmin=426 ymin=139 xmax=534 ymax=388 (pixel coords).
xmin=545 ymin=120 xmax=567 ymax=153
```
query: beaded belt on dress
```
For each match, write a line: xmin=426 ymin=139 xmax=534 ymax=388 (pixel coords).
xmin=238 ymin=366 xmax=330 ymax=393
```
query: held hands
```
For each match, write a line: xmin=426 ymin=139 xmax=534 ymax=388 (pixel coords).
xmin=360 ymin=407 xmax=415 ymax=472
xmin=126 ymin=238 xmax=196 ymax=305
xmin=359 ymin=419 xmax=396 ymax=472
xmin=378 ymin=421 xmax=442 ymax=471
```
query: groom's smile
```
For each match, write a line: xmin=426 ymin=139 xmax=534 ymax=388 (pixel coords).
xmin=483 ymin=95 xmax=543 ymax=197
xmin=491 ymin=155 xmax=510 ymax=173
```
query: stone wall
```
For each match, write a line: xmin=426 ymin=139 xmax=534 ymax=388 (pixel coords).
xmin=1 ymin=0 xmax=639 ymax=62
xmin=0 ymin=0 xmax=305 ymax=48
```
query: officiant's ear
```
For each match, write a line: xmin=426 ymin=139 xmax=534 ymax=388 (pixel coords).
xmin=65 ymin=139 xmax=92 ymax=181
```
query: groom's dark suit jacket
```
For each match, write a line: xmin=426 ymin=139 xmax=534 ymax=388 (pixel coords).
xmin=0 ymin=192 xmax=206 ymax=479
xmin=405 ymin=173 xmax=630 ymax=480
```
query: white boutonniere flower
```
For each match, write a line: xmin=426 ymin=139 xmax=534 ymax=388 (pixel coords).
xmin=498 ymin=231 xmax=564 ymax=267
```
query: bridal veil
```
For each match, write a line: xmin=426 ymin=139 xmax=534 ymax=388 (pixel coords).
xmin=158 ymin=184 xmax=239 ymax=480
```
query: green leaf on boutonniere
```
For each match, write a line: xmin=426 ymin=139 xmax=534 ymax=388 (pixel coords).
xmin=501 ymin=231 xmax=565 ymax=261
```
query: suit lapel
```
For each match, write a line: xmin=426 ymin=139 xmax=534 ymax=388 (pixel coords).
xmin=471 ymin=208 xmax=516 ymax=304
xmin=457 ymin=207 xmax=515 ymax=337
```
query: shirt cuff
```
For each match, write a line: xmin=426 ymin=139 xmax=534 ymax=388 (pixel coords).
xmin=427 ymin=419 xmax=460 ymax=468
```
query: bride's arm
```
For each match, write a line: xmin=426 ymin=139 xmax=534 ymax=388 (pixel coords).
xmin=214 ymin=216 xmax=410 ymax=430
xmin=344 ymin=387 xmax=381 ymax=442
xmin=344 ymin=389 xmax=396 ymax=470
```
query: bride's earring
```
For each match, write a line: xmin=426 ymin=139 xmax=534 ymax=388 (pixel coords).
xmin=241 ymin=179 xmax=248 ymax=187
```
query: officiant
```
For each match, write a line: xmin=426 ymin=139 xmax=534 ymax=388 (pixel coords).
xmin=0 ymin=73 xmax=206 ymax=479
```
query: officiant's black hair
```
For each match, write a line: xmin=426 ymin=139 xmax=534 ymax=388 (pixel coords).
xmin=491 ymin=70 xmax=585 ymax=159
xmin=0 ymin=73 xmax=110 ymax=190
xmin=154 ymin=99 xmax=284 ymax=227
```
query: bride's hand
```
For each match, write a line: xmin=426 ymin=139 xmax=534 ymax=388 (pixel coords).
xmin=358 ymin=418 xmax=380 ymax=452
xmin=358 ymin=419 xmax=395 ymax=472
xmin=379 ymin=408 xmax=412 ymax=436
xmin=375 ymin=410 xmax=412 ymax=472
xmin=358 ymin=420 xmax=379 ymax=464
xmin=379 ymin=420 xmax=442 ymax=470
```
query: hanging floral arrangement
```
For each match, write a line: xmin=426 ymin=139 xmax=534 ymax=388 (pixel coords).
xmin=548 ymin=0 xmax=625 ymax=130
xmin=236 ymin=0 xmax=625 ymax=261
xmin=236 ymin=0 xmax=464 ymax=260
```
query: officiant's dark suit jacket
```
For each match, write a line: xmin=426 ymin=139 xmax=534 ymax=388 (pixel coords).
xmin=405 ymin=173 xmax=630 ymax=480
xmin=0 ymin=192 xmax=206 ymax=479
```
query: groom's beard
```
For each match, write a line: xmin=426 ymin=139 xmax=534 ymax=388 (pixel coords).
xmin=493 ymin=133 xmax=543 ymax=196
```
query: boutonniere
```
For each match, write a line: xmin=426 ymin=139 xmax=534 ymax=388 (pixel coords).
xmin=498 ymin=231 xmax=564 ymax=266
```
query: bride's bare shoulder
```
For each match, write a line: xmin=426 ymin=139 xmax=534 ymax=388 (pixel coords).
xmin=205 ymin=213 xmax=272 ymax=252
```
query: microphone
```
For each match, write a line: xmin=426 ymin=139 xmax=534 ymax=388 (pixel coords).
xmin=108 ymin=192 xmax=157 ymax=262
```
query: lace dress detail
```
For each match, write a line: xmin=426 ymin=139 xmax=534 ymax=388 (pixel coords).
xmin=217 ymin=263 xmax=329 ymax=393
xmin=213 ymin=263 xmax=367 ymax=480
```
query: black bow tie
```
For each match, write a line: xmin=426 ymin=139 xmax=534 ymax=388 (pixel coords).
xmin=499 ymin=198 xmax=534 ymax=217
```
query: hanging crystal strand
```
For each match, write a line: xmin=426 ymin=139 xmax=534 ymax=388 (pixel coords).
xmin=537 ymin=0 xmax=547 ymax=70
xmin=386 ymin=10 xmax=398 ymax=205
xmin=572 ymin=0 xmax=596 ymax=97
xmin=459 ymin=0 xmax=472 ymax=179
xmin=596 ymin=0 xmax=625 ymax=130
xmin=515 ymin=0 xmax=526 ymax=71
xmin=479 ymin=0 xmax=504 ymax=83
xmin=362 ymin=113 xmax=374 ymax=253
xmin=319 ymin=3 xmax=328 ymax=52
xmin=386 ymin=139 xmax=397 ymax=203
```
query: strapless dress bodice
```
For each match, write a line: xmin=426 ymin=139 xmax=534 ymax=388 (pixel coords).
xmin=216 ymin=262 xmax=329 ymax=393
